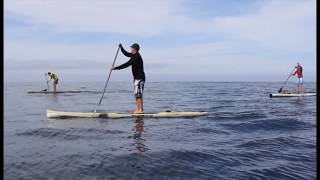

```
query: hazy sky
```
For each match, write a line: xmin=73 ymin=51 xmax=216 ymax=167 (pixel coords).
xmin=4 ymin=0 xmax=316 ymax=82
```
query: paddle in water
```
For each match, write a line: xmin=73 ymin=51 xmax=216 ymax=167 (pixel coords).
xmin=94 ymin=46 xmax=120 ymax=112
xmin=278 ymin=67 xmax=296 ymax=93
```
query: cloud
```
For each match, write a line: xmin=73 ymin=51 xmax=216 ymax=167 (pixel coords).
xmin=4 ymin=0 xmax=181 ymax=36
xmin=5 ymin=0 xmax=315 ymax=39
xmin=4 ymin=0 xmax=315 ymax=51
xmin=4 ymin=41 xmax=116 ymax=60
xmin=212 ymin=0 xmax=316 ymax=52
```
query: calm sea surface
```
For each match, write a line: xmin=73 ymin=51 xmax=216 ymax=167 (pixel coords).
xmin=4 ymin=81 xmax=316 ymax=180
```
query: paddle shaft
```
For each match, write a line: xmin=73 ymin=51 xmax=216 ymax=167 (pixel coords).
xmin=279 ymin=67 xmax=296 ymax=92
xmin=45 ymin=73 xmax=49 ymax=91
xmin=94 ymin=47 xmax=120 ymax=112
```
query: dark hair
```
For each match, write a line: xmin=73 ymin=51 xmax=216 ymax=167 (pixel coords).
xmin=130 ymin=43 xmax=140 ymax=51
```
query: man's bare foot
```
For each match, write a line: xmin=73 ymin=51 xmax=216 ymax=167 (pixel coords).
xmin=133 ymin=110 xmax=144 ymax=114
xmin=135 ymin=110 xmax=144 ymax=114
xmin=132 ymin=110 xmax=140 ymax=114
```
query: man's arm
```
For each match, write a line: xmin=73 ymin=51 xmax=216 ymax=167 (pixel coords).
xmin=292 ymin=69 xmax=297 ymax=76
xmin=120 ymin=46 xmax=132 ymax=57
xmin=114 ymin=59 xmax=133 ymax=70
xmin=47 ymin=75 xmax=52 ymax=81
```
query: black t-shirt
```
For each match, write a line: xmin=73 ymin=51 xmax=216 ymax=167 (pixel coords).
xmin=115 ymin=47 xmax=145 ymax=81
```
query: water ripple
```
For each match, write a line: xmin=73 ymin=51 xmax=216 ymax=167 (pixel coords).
xmin=15 ymin=128 xmax=125 ymax=140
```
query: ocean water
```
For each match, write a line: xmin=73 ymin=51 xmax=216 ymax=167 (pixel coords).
xmin=4 ymin=81 xmax=316 ymax=180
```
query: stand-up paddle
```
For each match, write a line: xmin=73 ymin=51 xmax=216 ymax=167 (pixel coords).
xmin=94 ymin=46 xmax=120 ymax=112
xmin=278 ymin=67 xmax=296 ymax=93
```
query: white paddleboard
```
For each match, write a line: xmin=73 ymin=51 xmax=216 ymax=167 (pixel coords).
xmin=47 ymin=109 xmax=208 ymax=119
xmin=28 ymin=90 xmax=98 ymax=94
xmin=269 ymin=92 xmax=316 ymax=98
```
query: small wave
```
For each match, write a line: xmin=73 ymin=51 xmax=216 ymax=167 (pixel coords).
xmin=88 ymin=150 xmax=237 ymax=179
xmin=26 ymin=113 xmax=42 ymax=116
xmin=106 ymin=90 xmax=132 ymax=94
xmin=15 ymin=128 xmax=125 ymax=140
xmin=237 ymin=136 xmax=316 ymax=150
xmin=189 ymin=127 xmax=230 ymax=135
xmin=219 ymin=118 xmax=312 ymax=133
xmin=208 ymin=105 xmax=235 ymax=111
xmin=243 ymin=164 xmax=315 ymax=180
xmin=211 ymin=111 xmax=267 ymax=121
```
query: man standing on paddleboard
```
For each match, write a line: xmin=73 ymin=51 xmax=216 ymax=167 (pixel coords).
xmin=291 ymin=63 xmax=304 ymax=93
xmin=113 ymin=43 xmax=145 ymax=114
xmin=47 ymin=72 xmax=59 ymax=92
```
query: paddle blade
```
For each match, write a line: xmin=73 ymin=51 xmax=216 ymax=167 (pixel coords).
xmin=278 ymin=88 xmax=283 ymax=93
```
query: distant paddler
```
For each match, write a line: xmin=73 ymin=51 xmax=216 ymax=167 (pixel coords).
xmin=47 ymin=72 xmax=59 ymax=92
xmin=112 ymin=43 xmax=146 ymax=114
xmin=291 ymin=63 xmax=304 ymax=93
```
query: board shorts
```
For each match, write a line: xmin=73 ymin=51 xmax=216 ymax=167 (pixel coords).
xmin=134 ymin=79 xmax=144 ymax=99
xmin=297 ymin=78 xmax=303 ymax=84
xmin=54 ymin=78 xmax=59 ymax=85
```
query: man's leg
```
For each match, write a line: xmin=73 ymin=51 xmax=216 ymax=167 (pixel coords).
xmin=134 ymin=99 xmax=138 ymax=113
xmin=136 ymin=80 xmax=144 ymax=113
xmin=301 ymin=84 xmax=304 ymax=93
xmin=135 ymin=98 xmax=141 ymax=113
xmin=53 ymin=79 xmax=58 ymax=92
xmin=136 ymin=98 xmax=143 ymax=113
xmin=141 ymin=98 xmax=143 ymax=112
xmin=133 ymin=80 xmax=144 ymax=114
xmin=301 ymin=78 xmax=304 ymax=93
xmin=133 ymin=80 xmax=138 ymax=113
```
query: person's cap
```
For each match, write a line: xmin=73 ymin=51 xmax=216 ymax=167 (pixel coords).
xmin=130 ymin=43 xmax=140 ymax=51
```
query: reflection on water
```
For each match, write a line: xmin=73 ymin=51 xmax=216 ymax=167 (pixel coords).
xmin=294 ymin=98 xmax=306 ymax=105
xmin=48 ymin=93 xmax=59 ymax=103
xmin=132 ymin=118 xmax=148 ymax=153
xmin=289 ymin=97 xmax=307 ymax=109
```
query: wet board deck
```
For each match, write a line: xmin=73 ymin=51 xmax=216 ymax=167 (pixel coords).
xmin=269 ymin=92 xmax=316 ymax=98
xmin=28 ymin=90 xmax=99 ymax=94
xmin=47 ymin=109 xmax=208 ymax=119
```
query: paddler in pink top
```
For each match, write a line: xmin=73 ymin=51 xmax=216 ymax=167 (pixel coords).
xmin=291 ymin=63 xmax=304 ymax=93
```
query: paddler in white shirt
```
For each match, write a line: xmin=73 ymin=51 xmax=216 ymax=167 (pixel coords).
xmin=47 ymin=72 xmax=59 ymax=92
